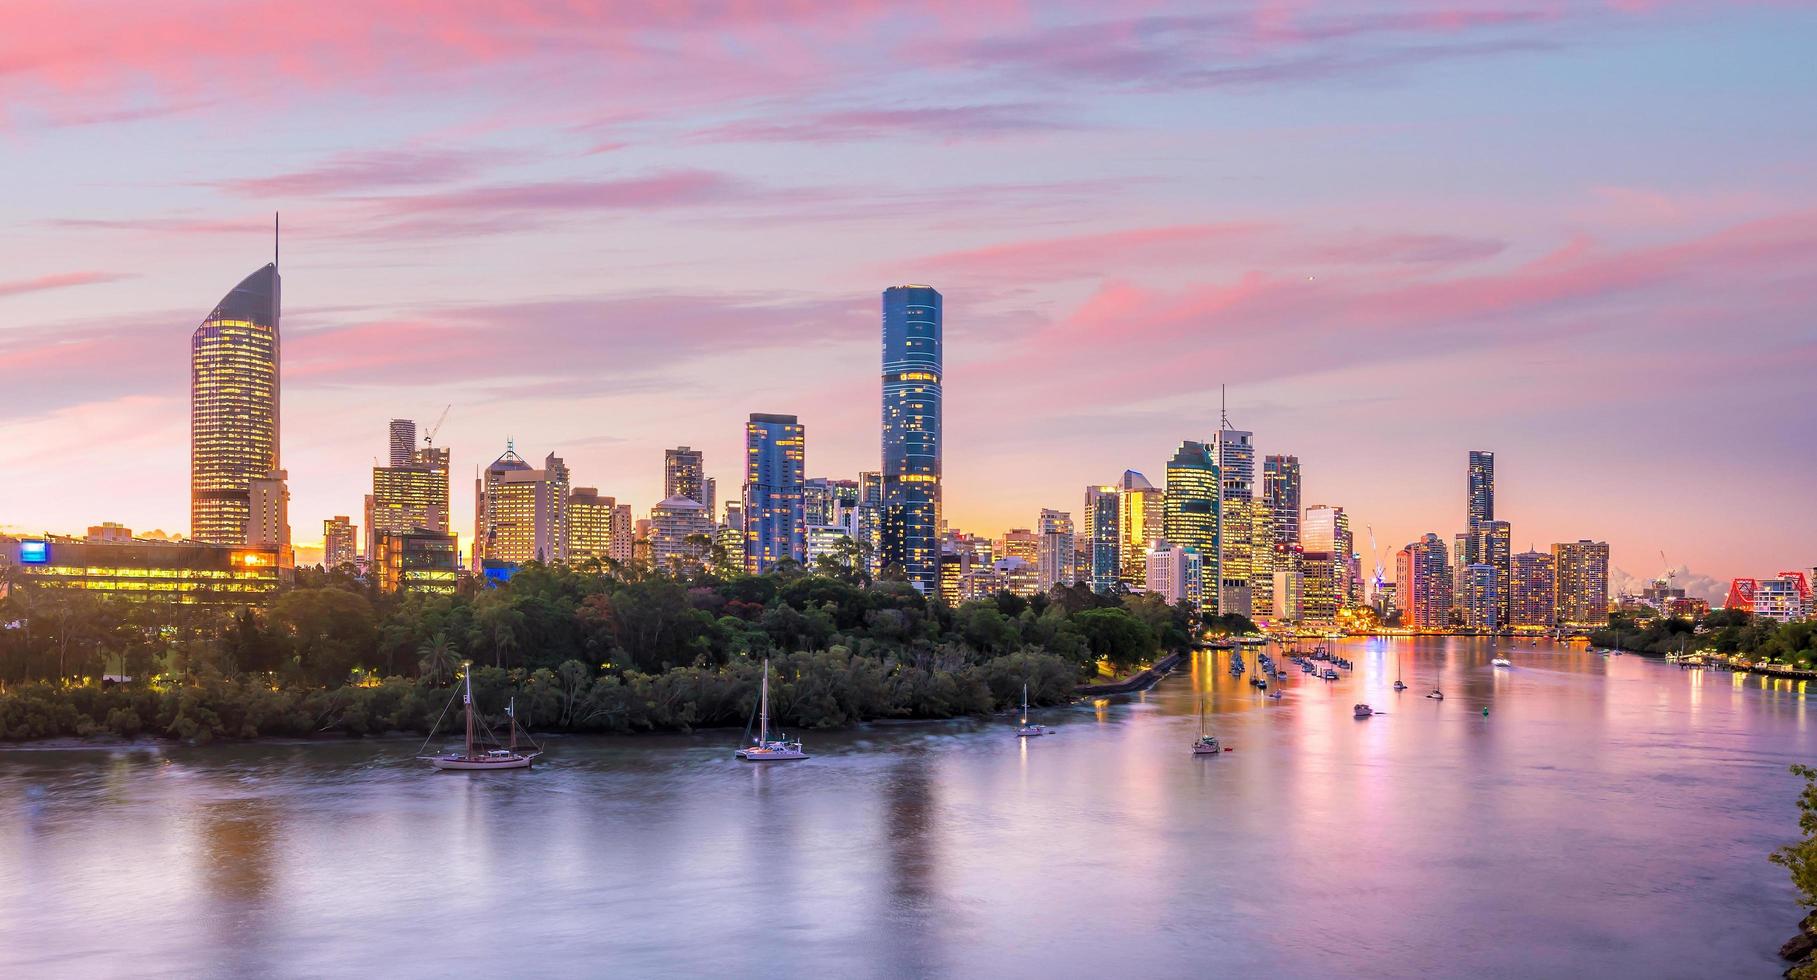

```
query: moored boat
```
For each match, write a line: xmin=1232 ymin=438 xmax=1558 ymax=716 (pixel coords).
xmin=738 ymin=659 xmax=808 ymax=760
xmin=418 ymin=666 xmax=542 ymax=771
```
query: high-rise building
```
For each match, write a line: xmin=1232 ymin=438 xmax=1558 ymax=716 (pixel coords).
xmin=609 ymin=504 xmax=634 ymax=564
xmin=1510 ymin=550 xmax=1556 ymax=628
xmin=566 ymin=487 xmax=620 ymax=565
xmin=650 ymin=496 xmax=712 ymax=574
xmin=1213 ymin=427 xmax=1254 ymax=618
xmin=1726 ymin=573 xmax=1813 ymax=622
xmin=1301 ymin=504 xmax=1349 ymax=624
xmin=1145 ymin=540 xmax=1203 ymax=606
xmin=744 ymin=413 xmax=806 ymax=574
xmin=389 ymin=419 xmax=417 ymax=467
xmin=246 ymin=469 xmax=292 ymax=568
xmin=1163 ymin=441 xmax=1220 ymax=612
xmin=1250 ymin=502 xmax=1276 ymax=618
xmin=665 ymin=447 xmax=706 ymax=505
xmin=1478 ymin=519 xmax=1512 ymax=628
xmin=1396 ymin=533 xmax=1453 ymax=631
xmin=1467 ymin=450 xmax=1495 ymax=532
xmin=1036 ymin=509 xmax=1075 ymax=592
xmin=1262 ymin=455 xmax=1301 ymax=547
xmin=1001 ymin=529 xmax=1038 ymax=568
xmin=323 ymin=516 xmax=356 ymax=568
xmin=1085 ymin=485 xmax=1121 ymax=594
xmin=374 ymin=529 xmax=459 ymax=594
xmin=473 ymin=445 xmax=569 ymax=568
xmin=1552 ymin=540 xmax=1611 ymax=627
xmin=1461 ymin=564 xmax=1499 ymax=632
xmin=880 ymin=285 xmax=943 ymax=594
xmin=1272 ymin=547 xmax=1304 ymax=622
xmin=369 ymin=463 xmax=448 ymax=559
xmin=856 ymin=471 xmax=883 ymax=578
xmin=191 ymin=262 xmax=280 ymax=545
xmin=1118 ymin=470 xmax=1165 ymax=590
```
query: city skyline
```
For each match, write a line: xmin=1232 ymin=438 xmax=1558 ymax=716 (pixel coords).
xmin=4 ymin=3 xmax=1816 ymax=587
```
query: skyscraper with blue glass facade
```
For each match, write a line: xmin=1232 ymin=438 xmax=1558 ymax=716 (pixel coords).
xmin=880 ymin=285 xmax=942 ymax=593
xmin=743 ymin=413 xmax=806 ymax=574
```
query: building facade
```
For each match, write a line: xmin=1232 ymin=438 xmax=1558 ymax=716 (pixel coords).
xmin=1163 ymin=441 xmax=1220 ymax=612
xmin=1145 ymin=540 xmax=1204 ymax=607
xmin=191 ymin=263 xmax=280 ymax=545
xmin=880 ymin=285 xmax=943 ymax=594
xmin=1553 ymin=539 xmax=1611 ymax=627
xmin=1213 ymin=427 xmax=1255 ymax=618
xmin=1085 ymin=485 xmax=1121 ymax=594
xmin=650 ymin=496 xmax=712 ymax=574
xmin=744 ymin=413 xmax=807 ymax=573
xmin=473 ymin=446 xmax=569 ymax=568
xmin=323 ymin=516 xmax=356 ymax=568
xmin=1510 ymin=549 xmax=1556 ymax=628
xmin=1036 ymin=509 xmax=1075 ymax=592
xmin=1396 ymin=533 xmax=1453 ymax=631
xmin=1118 ymin=469 xmax=1165 ymax=590
xmin=374 ymin=529 xmax=459 ymax=594
xmin=1262 ymin=454 xmax=1301 ymax=547
xmin=3 ymin=533 xmax=280 ymax=603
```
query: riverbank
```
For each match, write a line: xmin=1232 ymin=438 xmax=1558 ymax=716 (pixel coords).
xmin=1076 ymin=652 xmax=1185 ymax=696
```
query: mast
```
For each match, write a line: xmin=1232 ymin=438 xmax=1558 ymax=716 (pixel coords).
xmin=508 ymin=696 xmax=517 ymax=751
xmin=758 ymin=659 xmax=770 ymax=745
xmin=1021 ymin=683 xmax=1029 ymax=725
xmin=463 ymin=666 xmax=474 ymax=758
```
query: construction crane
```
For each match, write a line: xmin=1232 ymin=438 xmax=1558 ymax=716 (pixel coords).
xmin=1658 ymin=550 xmax=1676 ymax=589
xmin=422 ymin=404 xmax=451 ymax=449
xmin=1368 ymin=524 xmax=1385 ymax=599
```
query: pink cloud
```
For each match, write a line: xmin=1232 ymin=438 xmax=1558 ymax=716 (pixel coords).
xmin=0 ymin=270 xmax=132 ymax=299
xmin=692 ymin=103 xmax=1081 ymax=144
xmin=218 ymin=147 xmax=515 ymax=197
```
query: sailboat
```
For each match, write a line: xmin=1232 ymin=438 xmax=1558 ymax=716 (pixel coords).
xmin=738 ymin=659 xmax=806 ymax=761
xmin=1427 ymin=682 xmax=1445 ymax=700
xmin=419 ymin=666 xmax=541 ymax=771
xmin=1393 ymin=647 xmax=1407 ymax=691
xmin=1192 ymin=695 xmax=1222 ymax=755
xmin=1017 ymin=682 xmax=1054 ymax=737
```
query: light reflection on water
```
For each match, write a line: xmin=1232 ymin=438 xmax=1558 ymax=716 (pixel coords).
xmin=0 ymin=638 xmax=1808 ymax=979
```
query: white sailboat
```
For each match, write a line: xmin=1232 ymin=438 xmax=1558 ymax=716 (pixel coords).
xmin=1393 ymin=647 xmax=1407 ymax=691
xmin=1192 ymin=695 xmax=1221 ymax=755
xmin=418 ymin=666 xmax=541 ymax=771
xmin=737 ymin=659 xmax=806 ymax=761
xmin=1016 ymin=682 xmax=1053 ymax=737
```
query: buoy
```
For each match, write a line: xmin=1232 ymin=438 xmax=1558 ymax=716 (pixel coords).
xmin=1482 ymin=707 xmax=1490 ymax=716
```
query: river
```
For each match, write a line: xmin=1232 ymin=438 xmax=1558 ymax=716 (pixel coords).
xmin=0 ymin=637 xmax=1808 ymax=978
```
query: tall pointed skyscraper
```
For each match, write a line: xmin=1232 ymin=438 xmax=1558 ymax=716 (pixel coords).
xmin=880 ymin=285 xmax=942 ymax=593
xmin=191 ymin=260 xmax=280 ymax=545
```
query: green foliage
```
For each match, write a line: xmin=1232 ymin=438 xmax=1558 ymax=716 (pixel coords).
xmin=1773 ymin=764 xmax=1817 ymax=908
xmin=1591 ymin=611 xmax=1817 ymax=666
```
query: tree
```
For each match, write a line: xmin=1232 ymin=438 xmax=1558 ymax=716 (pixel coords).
xmin=1071 ymin=607 xmax=1158 ymax=670
xmin=269 ymin=588 xmax=378 ymax=685
xmin=1773 ymin=764 xmax=1817 ymax=908
xmin=418 ymin=632 xmax=461 ymax=685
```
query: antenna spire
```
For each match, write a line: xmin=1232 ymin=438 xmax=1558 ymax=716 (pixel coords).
xmin=274 ymin=211 xmax=280 ymax=270
xmin=1219 ymin=384 xmax=1230 ymax=430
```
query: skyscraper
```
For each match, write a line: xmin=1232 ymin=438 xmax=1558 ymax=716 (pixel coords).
xmin=1262 ymin=455 xmax=1301 ymax=547
xmin=880 ymin=285 xmax=943 ymax=594
xmin=1301 ymin=504 xmax=1349 ymax=625
xmin=650 ymin=496 xmax=712 ymax=574
xmin=1510 ymin=549 xmax=1556 ymax=628
xmin=473 ymin=445 xmax=569 ymax=568
xmin=1118 ymin=470 xmax=1165 ymax=590
xmin=1036 ymin=509 xmax=1075 ymax=592
xmin=388 ymin=419 xmax=417 ymax=467
xmin=1085 ymin=485 xmax=1121 ymax=594
xmin=665 ymin=447 xmax=706 ymax=505
xmin=191 ymin=262 xmax=280 ymax=545
xmin=743 ymin=413 xmax=806 ymax=574
xmin=1462 ymin=564 xmax=1499 ymax=632
xmin=1396 ymin=533 xmax=1453 ymax=631
xmin=1213 ymin=426 xmax=1254 ymax=617
xmin=246 ymin=469 xmax=291 ymax=567
xmin=1479 ymin=519 xmax=1512 ymax=629
xmin=1163 ymin=441 xmax=1219 ymax=612
xmin=566 ymin=487 xmax=621 ymax=565
xmin=323 ymin=516 xmax=357 ymax=568
xmin=1553 ymin=540 xmax=1611 ymax=626
xmin=1467 ymin=450 xmax=1495 ymax=532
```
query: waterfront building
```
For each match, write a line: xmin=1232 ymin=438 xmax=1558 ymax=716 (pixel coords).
xmin=1163 ymin=441 xmax=1220 ymax=612
xmin=1272 ymin=549 xmax=1304 ymax=621
xmin=665 ymin=447 xmax=707 ymax=505
xmin=566 ymin=488 xmax=621 ymax=566
xmin=1552 ymin=540 xmax=1611 ymax=627
xmin=246 ymin=469 xmax=292 ymax=568
xmin=389 ymin=419 xmax=416 ymax=467
xmin=1084 ymin=485 xmax=1121 ymax=594
xmin=1467 ymin=450 xmax=1495 ymax=533
xmin=1396 ymin=533 xmax=1453 ymax=632
xmin=1145 ymin=540 xmax=1203 ymax=607
xmin=191 ymin=262 xmax=280 ymax=545
xmin=1250 ymin=503 xmax=1276 ymax=620
xmin=743 ymin=413 xmax=807 ymax=574
xmin=1510 ymin=550 xmax=1556 ymax=628
xmin=1462 ymin=563 xmax=1499 ymax=632
xmin=1213 ymin=426 xmax=1255 ymax=618
xmin=1726 ymin=573 xmax=1813 ymax=622
xmin=1036 ymin=509 xmax=1075 ymax=592
xmin=1301 ymin=504 xmax=1350 ymax=624
xmin=1118 ymin=470 xmax=1166 ymax=590
xmin=650 ymin=496 xmax=712 ymax=574
xmin=373 ymin=529 xmax=459 ymax=594
xmin=474 ymin=445 xmax=569 ymax=568
xmin=323 ymin=516 xmax=356 ymax=568
xmin=1263 ymin=454 xmax=1302 ymax=547
xmin=2 ymin=531 xmax=280 ymax=603
xmin=1479 ymin=519 xmax=1512 ymax=627
xmin=880 ymin=284 xmax=943 ymax=594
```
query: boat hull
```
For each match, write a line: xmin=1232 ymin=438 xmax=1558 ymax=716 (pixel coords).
xmin=737 ymin=748 xmax=808 ymax=761
xmin=427 ymin=754 xmax=535 ymax=771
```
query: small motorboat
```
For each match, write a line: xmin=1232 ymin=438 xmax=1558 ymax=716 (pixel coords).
xmin=1393 ymin=680 xmax=1407 ymax=691
xmin=1427 ymin=687 xmax=1445 ymax=700
xmin=1267 ymin=690 xmax=1284 ymax=700
xmin=1492 ymin=657 xmax=1513 ymax=668
xmin=1354 ymin=704 xmax=1374 ymax=719
xmin=1322 ymin=669 xmax=1339 ymax=681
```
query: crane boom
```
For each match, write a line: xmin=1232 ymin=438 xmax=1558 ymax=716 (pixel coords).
xmin=423 ymin=404 xmax=452 ymax=447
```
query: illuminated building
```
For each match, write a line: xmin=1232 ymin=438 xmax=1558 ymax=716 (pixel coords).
xmin=1396 ymin=533 xmax=1453 ymax=631
xmin=323 ymin=516 xmax=356 ymax=568
xmin=610 ymin=504 xmax=634 ymax=564
xmin=806 ymin=523 xmax=855 ymax=570
xmin=1510 ymin=550 xmax=1555 ymax=628
xmin=1301 ymin=504 xmax=1350 ymax=624
xmin=369 ymin=463 xmax=447 ymax=557
xmin=3 ymin=532 xmax=279 ymax=603
xmin=665 ymin=447 xmax=707 ymax=505
xmin=1461 ymin=564 xmax=1498 ymax=632
xmin=1037 ymin=509 xmax=1075 ymax=591
xmin=1263 ymin=454 xmax=1301 ymax=547
xmin=1250 ymin=503 xmax=1276 ymax=618
xmin=1726 ymin=572 xmax=1813 ymax=622
xmin=857 ymin=471 xmax=883 ymax=578
xmin=1001 ymin=528 xmax=1038 ymax=568
xmin=1118 ymin=470 xmax=1165 ymax=590
xmin=880 ymin=285 xmax=943 ymax=594
xmin=246 ymin=469 xmax=292 ymax=569
xmin=1479 ymin=519 xmax=1512 ymax=627
xmin=991 ymin=556 xmax=1039 ymax=598
xmin=566 ymin=487 xmax=621 ymax=565
xmin=374 ymin=529 xmax=459 ymax=594
xmin=473 ymin=445 xmax=569 ymax=568
xmin=1213 ymin=426 xmax=1254 ymax=618
xmin=743 ymin=414 xmax=806 ymax=573
xmin=389 ymin=419 xmax=416 ymax=467
xmin=191 ymin=262 xmax=280 ymax=545
xmin=1272 ymin=548 xmax=1303 ymax=621
xmin=1084 ymin=485 xmax=1121 ymax=594
xmin=650 ymin=496 xmax=712 ymax=574
xmin=1467 ymin=450 xmax=1495 ymax=532
xmin=1552 ymin=540 xmax=1611 ymax=626
xmin=1145 ymin=540 xmax=1203 ymax=606
xmin=1163 ymin=441 xmax=1220 ymax=612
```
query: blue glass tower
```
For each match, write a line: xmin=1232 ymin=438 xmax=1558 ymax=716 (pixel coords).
xmin=743 ymin=413 xmax=806 ymax=573
xmin=880 ymin=285 xmax=942 ymax=593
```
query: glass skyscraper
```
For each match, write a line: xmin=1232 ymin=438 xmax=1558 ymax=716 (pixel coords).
xmin=1263 ymin=454 xmax=1301 ymax=547
xmin=1163 ymin=441 xmax=1220 ymax=611
xmin=191 ymin=263 xmax=280 ymax=545
xmin=880 ymin=285 xmax=942 ymax=593
xmin=743 ymin=413 xmax=806 ymax=573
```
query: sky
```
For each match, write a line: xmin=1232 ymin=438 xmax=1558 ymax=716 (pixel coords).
xmin=1 ymin=1 xmax=1814 ymax=596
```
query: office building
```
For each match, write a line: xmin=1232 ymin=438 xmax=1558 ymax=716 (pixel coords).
xmin=1000 ymin=528 xmax=1038 ymax=568
xmin=1301 ymin=504 xmax=1350 ymax=624
xmin=1552 ymin=540 xmax=1611 ymax=627
xmin=323 ymin=516 xmax=356 ymax=568
xmin=1479 ymin=519 xmax=1512 ymax=628
xmin=1461 ymin=563 xmax=1499 ymax=632
xmin=566 ymin=488 xmax=622 ymax=565
xmin=1084 ymin=485 xmax=1121 ymax=594
xmin=246 ymin=469 xmax=292 ymax=568
xmin=191 ymin=261 xmax=280 ymax=545
xmin=744 ymin=413 xmax=807 ymax=573
xmin=1036 ymin=509 xmax=1075 ymax=592
xmin=1145 ymin=540 xmax=1204 ymax=607
xmin=1213 ymin=426 xmax=1254 ymax=617
xmin=1262 ymin=455 xmax=1301 ymax=547
xmin=1250 ymin=503 xmax=1276 ymax=618
xmin=650 ymin=496 xmax=712 ymax=574
xmin=1118 ymin=470 xmax=1165 ymax=590
xmin=1396 ymin=533 xmax=1453 ymax=631
xmin=880 ymin=285 xmax=943 ymax=594
xmin=373 ymin=529 xmax=459 ymax=594
xmin=665 ymin=447 xmax=707 ymax=505
xmin=1510 ymin=550 xmax=1556 ymax=628
xmin=388 ymin=419 xmax=417 ymax=467
xmin=1467 ymin=450 xmax=1495 ymax=531
xmin=1163 ymin=441 xmax=1220 ymax=612
xmin=474 ymin=445 xmax=569 ymax=568
xmin=3 ymin=531 xmax=280 ymax=604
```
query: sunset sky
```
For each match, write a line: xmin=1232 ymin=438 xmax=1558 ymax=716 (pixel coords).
xmin=2 ymin=1 xmax=1813 ymax=594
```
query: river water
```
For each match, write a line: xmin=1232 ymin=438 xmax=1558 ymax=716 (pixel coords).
xmin=1 ymin=638 xmax=1809 ymax=978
